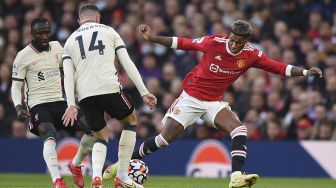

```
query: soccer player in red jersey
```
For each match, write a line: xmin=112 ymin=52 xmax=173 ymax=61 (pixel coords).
xmin=106 ymin=20 xmax=322 ymax=187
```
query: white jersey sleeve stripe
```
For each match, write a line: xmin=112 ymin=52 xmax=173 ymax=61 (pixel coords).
xmin=115 ymin=45 xmax=126 ymax=52
xmin=62 ymin=56 xmax=71 ymax=62
xmin=12 ymin=77 xmax=24 ymax=81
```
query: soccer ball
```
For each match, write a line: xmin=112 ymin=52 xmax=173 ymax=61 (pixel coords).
xmin=128 ymin=159 xmax=149 ymax=185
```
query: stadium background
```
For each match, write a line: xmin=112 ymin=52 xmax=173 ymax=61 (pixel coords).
xmin=0 ymin=0 xmax=336 ymax=183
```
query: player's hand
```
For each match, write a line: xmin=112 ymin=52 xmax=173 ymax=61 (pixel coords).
xmin=15 ymin=105 xmax=28 ymax=122
xmin=139 ymin=24 xmax=153 ymax=40
xmin=307 ymin=67 xmax=322 ymax=77
xmin=142 ymin=93 xmax=157 ymax=109
xmin=62 ymin=105 xmax=78 ymax=127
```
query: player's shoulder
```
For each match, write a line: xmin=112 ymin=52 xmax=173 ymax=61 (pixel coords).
xmin=15 ymin=45 xmax=32 ymax=61
xmin=243 ymin=43 xmax=264 ymax=57
xmin=190 ymin=34 xmax=227 ymax=46
xmin=209 ymin=34 xmax=229 ymax=43
xmin=50 ymin=41 xmax=63 ymax=49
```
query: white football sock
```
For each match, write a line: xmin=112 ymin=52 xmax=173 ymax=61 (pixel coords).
xmin=43 ymin=139 xmax=61 ymax=182
xmin=73 ymin=134 xmax=95 ymax=166
xmin=92 ymin=141 xmax=107 ymax=179
xmin=117 ymin=130 xmax=136 ymax=180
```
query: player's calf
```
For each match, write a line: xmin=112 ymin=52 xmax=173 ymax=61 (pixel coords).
xmin=132 ymin=134 xmax=169 ymax=159
xmin=230 ymin=125 xmax=248 ymax=173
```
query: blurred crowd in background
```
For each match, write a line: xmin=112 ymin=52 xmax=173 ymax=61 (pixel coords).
xmin=0 ymin=0 xmax=336 ymax=141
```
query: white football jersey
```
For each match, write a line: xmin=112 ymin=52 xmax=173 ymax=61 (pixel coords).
xmin=62 ymin=22 xmax=125 ymax=101
xmin=12 ymin=41 xmax=64 ymax=108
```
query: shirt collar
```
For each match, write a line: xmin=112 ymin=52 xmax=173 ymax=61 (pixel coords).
xmin=225 ymin=40 xmax=243 ymax=56
xmin=30 ymin=40 xmax=50 ymax=53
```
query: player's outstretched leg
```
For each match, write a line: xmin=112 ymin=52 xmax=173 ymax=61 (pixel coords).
xmin=104 ymin=118 xmax=183 ymax=181
xmin=229 ymin=125 xmax=259 ymax=188
xmin=67 ymin=134 xmax=95 ymax=188
xmin=213 ymin=108 xmax=259 ymax=188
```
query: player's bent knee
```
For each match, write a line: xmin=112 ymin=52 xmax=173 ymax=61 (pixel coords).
xmin=120 ymin=110 xmax=137 ymax=125
xmin=41 ymin=130 xmax=57 ymax=142
xmin=230 ymin=125 xmax=248 ymax=139
xmin=123 ymin=124 xmax=136 ymax=131
xmin=92 ymin=127 xmax=109 ymax=142
xmin=37 ymin=122 xmax=56 ymax=141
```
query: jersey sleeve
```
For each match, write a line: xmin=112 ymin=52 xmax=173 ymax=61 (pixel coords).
xmin=176 ymin=36 xmax=212 ymax=52
xmin=252 ymin=49 xmax=287 ymax=76
xmin=12 ymin=52 xmax=28 ymax=81
xmin=62 ymin=41 xmax=72 ymax=65
xmin=111 ymin=29 xmax=126 ymax=51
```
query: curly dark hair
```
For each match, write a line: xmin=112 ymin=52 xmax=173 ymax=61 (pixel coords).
xmin=231 ymin=20 xmax=252 ymax=37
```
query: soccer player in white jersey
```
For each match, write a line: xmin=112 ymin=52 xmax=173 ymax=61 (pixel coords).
xmin=11 ymin=18 xmax=96 ymax=188
xmin=61 ymin=4 xmax=157 ymax=188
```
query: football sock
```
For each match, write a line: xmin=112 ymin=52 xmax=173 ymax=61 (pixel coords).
xmin=117 ymin=125 xmax=136 ymax=180
xmin=132 ymin=134 xmax=169 ymax=159
xmin=72 ymin=134 xmax=96 ymax=166
xmin=43 ymin=138 xmax=61 ymax=182
xmin=92 ymin=140 xmax=107 ymax=179
xmin=230 ymin=125 xmax=248 ymax=172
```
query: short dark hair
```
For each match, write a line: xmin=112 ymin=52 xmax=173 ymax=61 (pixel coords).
xmin=31 ymin=17 xmax=49 ymax=31
xmin=78 ymin=3 xmax=99 ymax=17
xmin=231 ymin=20 xmax=252 ymax=37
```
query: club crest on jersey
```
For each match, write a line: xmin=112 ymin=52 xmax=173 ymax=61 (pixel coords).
xmin=236 ymin=60 xmax=246 ymax=69
xmin=173 ymin=108 xmax=180 ymax=115
xmin=55 ymin=53 xmax=60 ymax=63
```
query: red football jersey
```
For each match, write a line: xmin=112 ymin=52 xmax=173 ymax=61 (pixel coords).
xmin=176 ymin=35 xmax=288 ymax=101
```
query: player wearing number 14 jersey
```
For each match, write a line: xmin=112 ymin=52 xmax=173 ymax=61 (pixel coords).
xmin=11 ymin=18 xmax=96 ymax=188
xmin=62 ymin=4 xmax=157 ymax=188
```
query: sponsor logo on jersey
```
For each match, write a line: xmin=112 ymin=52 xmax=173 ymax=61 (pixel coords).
xmin=209 ymin=63 xmax=241 ymax=74
xmin=38 ymin=71 xmax=45 ymax=81
xmin=236 ymin=60 xmax=246 ymax=68
xmin=186 ymin=139 xmax=231 ymax=178
xmin=55 ymin=138 xmax=92 ymax=176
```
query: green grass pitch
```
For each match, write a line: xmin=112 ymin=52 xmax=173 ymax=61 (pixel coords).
xmin=0 ymin=174 xmax=335 ymax=188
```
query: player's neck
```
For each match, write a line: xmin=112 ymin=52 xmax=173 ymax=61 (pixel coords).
xmin=31 ymin=40 xmax=50 ymax=52
xmin=81 ymin=20 xmax=96 ymax=24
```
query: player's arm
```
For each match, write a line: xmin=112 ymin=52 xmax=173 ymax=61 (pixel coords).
xmin=116 ymin=47 xmax=157 ymax=109
xmin=61 ymin=51 xmax=78 ymax=126
xmin=11 ymin=55 xmax=28 ymax=122
xmin=253 ymin=51 xmax=322 ymax=77
xmin=62 ymin=52 xmax=76 ymax=107
xmin=139 ymin=24 xmax=207 ymax=52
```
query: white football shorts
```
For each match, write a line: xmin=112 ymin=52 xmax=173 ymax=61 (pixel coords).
xmin=162 ymin=91 xmax=231 ymax=129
